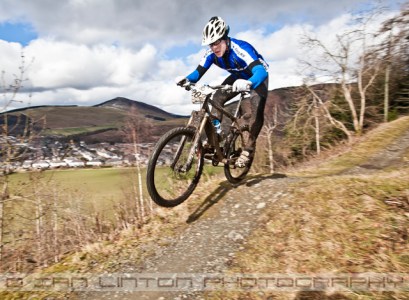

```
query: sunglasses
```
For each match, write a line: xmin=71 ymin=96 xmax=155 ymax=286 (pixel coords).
xmin=209 ymin=39 xmax=222 ymax=47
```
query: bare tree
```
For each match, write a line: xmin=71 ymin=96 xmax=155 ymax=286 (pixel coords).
xmin=377 ymin=3 xmax=409 ymax=121
xmin=291 ymin=87 xmax=324 ymax=155
xmin=0 ymin=53 xmax=33 ymax=262
xmin=301 ymin=8 xmax=384 ymax=137
xmin=122 ymin=106 xmax=154 ymax=225
xmin=260 ymin=102 xmax=281 ymax=173
xmin=287 ymin=85 xmax=326 ymax=157
xmin=305 ymin=84 xmax=353 ymax=141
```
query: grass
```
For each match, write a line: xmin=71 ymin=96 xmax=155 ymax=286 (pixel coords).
xmin=9 ymin=104 xmax=187 ymax=139
xmin=205 ymin=116 xmax=409 ymax=300
xmin=7 ymin=164 xmax=222 ymax=224
xmin=0 ymin=167 xmax=227 ymax=299
xmin=42 ymin=125 xmax=116 ymax=136
xmin=24 ymin=106 xmax=128 ymax=129
xmin=291 ymin=116 xmax=409 ymax=177
xmin=0 ymin=163 xmax=225 ymax=300
xmin=205 ymin=167 xmax=409 ymax=300
xmin=8 ymin=168 xmax=135 ymax=220
xmin=238 ymin=170 xmax=409 ymax=271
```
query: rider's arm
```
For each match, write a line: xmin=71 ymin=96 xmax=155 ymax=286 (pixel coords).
xmin=186 ymin=65 xmax=207 ymax=83
xmin=229 ymin=38 xmax=268 ymax=89
xmin=247 ymin=61 xmax=268 ymax=89
xmin=185 ymin=49 xmax=214 ymax=83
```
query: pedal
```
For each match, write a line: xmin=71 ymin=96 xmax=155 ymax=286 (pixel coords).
xmin=204 ymin=153 xmax=214 ymax=160
xmin=203 ymin=143 xmax=215 ymax=154
xmin=239 ymin=124 xmax=249 ymax=131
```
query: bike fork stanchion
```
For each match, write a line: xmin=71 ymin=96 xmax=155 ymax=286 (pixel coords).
xmin=181 ymin=114 xmax=208 ymax=172
xmin=171 ymin=135 xmax=187 ymax=170
xmin=171 ymin=110 xmax=196 ymax=170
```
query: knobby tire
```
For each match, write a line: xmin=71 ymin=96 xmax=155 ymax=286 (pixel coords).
xmin=146 ymin=127 xmax=204 ymax=207
xmin=224 ymin=128 xmax=252 ymax=184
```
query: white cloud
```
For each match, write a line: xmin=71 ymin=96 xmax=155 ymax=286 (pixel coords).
xmin=0 ymin=40 xmax=24 ymax=79
xmin=24 ymin=40 xmax=159 ymax=90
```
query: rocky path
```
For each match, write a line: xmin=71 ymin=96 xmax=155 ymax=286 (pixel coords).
xmin=79 ymin=174 xmax=296 ymax=300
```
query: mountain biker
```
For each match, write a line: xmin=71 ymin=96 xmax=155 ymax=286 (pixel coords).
xmin=176 ymin=16 xmax=269 ymax=168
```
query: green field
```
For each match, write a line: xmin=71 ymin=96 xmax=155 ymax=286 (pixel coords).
xmin=42 ymin=125 xmax=117 ymax=136
xmin=8 ymin=165 xmax=222 ymax=220
xmin=8 ymin=168 xmax=145 ymax=220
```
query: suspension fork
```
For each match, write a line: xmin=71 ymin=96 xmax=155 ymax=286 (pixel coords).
xmin=183 ymin=114 xmax=208 ymax=171
xmin=173 ymin=114 xmax=208 ymax=173
xmin=170 ymin=113 xmax=195 ymax=170
xmin=170 ymin=109 xmax=204 ymax=171
xmin=231 ymin=92 xmax=249 ymax=127
xmin=171 ymin=136 xmax=186 ymax=170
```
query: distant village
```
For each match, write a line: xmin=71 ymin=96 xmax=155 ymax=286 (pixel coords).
xmin=0 ymin=136 xmax=157 ymax=172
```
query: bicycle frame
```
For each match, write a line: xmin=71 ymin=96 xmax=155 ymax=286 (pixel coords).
xmin=179 ymin=84 xmax=249 ymax=171
xmin=146 ymin=83 xmax=254 ymax=207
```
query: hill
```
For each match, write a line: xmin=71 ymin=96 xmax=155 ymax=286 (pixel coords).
xmin=1 ymin=88 xmax=298 ymax=144
xmin=95 ymin=97 xmax=186 ymax=120
xmin=0 ymin=97 xmax=189 ymax=143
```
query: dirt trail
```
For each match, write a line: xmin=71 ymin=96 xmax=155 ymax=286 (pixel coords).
xmin=80 ymin=174 xmax=296 ymax=300
xmin=343 ymin=128 xmax=409 ymax=175
xmin=79 ymin=126 xmax=409 ymax=300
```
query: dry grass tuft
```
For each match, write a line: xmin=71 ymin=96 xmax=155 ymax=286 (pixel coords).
xmin=213 ymin=167 xmax=409 ymax=300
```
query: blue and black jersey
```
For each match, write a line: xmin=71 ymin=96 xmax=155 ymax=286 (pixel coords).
xmin=186 ymin=37 xmax=269 ymax=89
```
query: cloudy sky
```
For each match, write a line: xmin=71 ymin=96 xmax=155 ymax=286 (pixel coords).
xmin=0 ymin=0 xmax=404 ymax=115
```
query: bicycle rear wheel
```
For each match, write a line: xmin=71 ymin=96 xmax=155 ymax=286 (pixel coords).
xmin=224 ymin=128 xmax=252 ymax=184
xmin=146 ymin=127 xmax=204 ymax=207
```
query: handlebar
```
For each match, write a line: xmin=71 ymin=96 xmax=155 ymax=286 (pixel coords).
xmin=179 ymin=81 xmax=232 ymax=92
xmin=178 ymin=81 xmax=250 ymax=105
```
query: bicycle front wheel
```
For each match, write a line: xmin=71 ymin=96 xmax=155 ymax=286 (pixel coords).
xmin=146 ymin=127 xmax=204 ymax=207
xmin=224 ymin=128 xmax=252 ymax=184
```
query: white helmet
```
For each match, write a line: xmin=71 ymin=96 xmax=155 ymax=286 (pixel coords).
xmin=201 ymin=16 xmax=229 ymax=46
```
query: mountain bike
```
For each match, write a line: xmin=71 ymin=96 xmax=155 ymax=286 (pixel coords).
xmin=146 ymin=82 xmax=253 ymax=207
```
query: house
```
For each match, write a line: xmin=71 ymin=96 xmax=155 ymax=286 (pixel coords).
xmin=64 ymin=158 xmax=85 ymax=167
xmin=63 ymin=157 xmax=76 ymax=163
xmin=78 ymin=150 xmax=94 ymax=161
xmin=86 ymin=159 xmax=103 ymax=167
xmin=105 ymin=158 xmax=123 ymax=167
xmin=22 ymin=160 xmax=33 ymax=169
xmin=123 ymin=155 xmax=136 ymax=166
xmin=96 ymin=149 xmax=115 ymax=159
xmin=32 ymin=160 xmax=50 ymax=169
xmin=49 ymin=160 xmax=68 ymax=168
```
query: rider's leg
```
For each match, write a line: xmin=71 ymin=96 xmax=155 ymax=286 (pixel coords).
xmin=246 ymin=92 xmax=267 ymax=151
xmin=204 ymin=76 xmax=237 ymax=148
xmin=211 ymin=90 xmax=236 ymax=120
xmin=245 ymin=77 xmax=269 ymax=150
xmin=236 ymin=78 xmax=269 ymax=167
xmin=210 ymin=75 xmax=238 ymax=121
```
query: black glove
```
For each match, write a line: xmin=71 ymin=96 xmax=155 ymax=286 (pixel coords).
xmin=175 ymin=76 xmax=189 ymax=87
